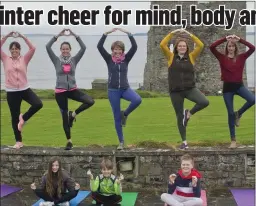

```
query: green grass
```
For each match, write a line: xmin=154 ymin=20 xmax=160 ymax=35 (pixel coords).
xmin=0 ymin=96 xmax=254 ymax=147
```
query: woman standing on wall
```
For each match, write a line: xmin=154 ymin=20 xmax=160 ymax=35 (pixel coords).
xmin=0 ymin=31 xmax=43 ymax=149
xmin=210 ymin=34 xmax=255 ymax=148
xmin=46 ymin=29 xmax=95 ymax=150
xmin=160 ymin=29 xmax=209 ymax=150
xmin=97 ymin=28 xmax=142 ymax=150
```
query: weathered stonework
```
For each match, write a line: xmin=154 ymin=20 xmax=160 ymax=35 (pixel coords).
xmin=143 ymin=1 xmax=247 ymax=95
xmin=1 ymin=146 xmax=254 ymax=191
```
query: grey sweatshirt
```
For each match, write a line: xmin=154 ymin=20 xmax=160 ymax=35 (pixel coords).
xmin=46 ymin=36 xmax=86 ymax=90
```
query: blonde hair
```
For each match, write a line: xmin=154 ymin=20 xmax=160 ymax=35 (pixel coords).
xmin=181 ymin=154 xmax=194 ymax=165
xmin=111 ymin=41 xmax=125 ymax=52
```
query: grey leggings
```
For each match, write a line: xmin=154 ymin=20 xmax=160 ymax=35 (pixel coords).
xmin=170 ymin=88 xmax=209 ymax=141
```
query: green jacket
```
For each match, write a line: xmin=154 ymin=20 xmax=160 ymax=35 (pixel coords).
xmin=90 ymin=174 xmax=121 ymax=196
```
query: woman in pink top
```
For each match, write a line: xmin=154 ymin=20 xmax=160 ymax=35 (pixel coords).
xmin=1 ymin=31 xmax=43 ymax=149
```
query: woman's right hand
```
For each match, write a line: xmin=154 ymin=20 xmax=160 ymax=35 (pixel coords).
xmin=30 ymin=182 xmax=36 ymax=190
xmin=169 ymin=174 xmax=177 ymax=184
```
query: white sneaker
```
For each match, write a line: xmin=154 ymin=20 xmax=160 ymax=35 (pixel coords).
xmin=58 ymin=202 xmax=70 ymax=206
xmin=39 ymin=202 xmax=54 ymax=206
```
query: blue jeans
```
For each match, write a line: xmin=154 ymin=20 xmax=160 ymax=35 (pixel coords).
xmin=108 ymin=88 xmax=142 ymax=143
xmin=223 ymin=86 xmax=255 ymax=140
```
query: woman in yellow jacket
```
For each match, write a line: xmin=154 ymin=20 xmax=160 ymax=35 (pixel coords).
xmin=160 ymin=29 xmax=209 ymax=150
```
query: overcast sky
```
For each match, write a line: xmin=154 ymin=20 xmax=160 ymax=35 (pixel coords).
xmin=1 ymin=1 xmax=255 ymax=34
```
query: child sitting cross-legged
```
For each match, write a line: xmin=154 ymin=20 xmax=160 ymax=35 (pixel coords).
xmin=88 ymin=158 xmax=123 ymax=206
xmin=161 ymin=154 xmax=203 ymax=206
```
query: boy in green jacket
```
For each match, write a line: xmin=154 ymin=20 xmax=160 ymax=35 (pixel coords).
xmin=88 ymin=158 xmax=122 ymax=205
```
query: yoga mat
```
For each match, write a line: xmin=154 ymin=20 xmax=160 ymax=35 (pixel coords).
xmin=164 ymin=190 xmax=207 ymax=206
xmin=230 ymin=189 xmax=255 ymax=206
xmin=92 ymin=192 xmax=138 ymax=206
xmin=201 ymin=190 xmax=207 ymax=206
xmin=33 ymin=190 xmax=91 ymax=206
xmin=0 ymin=184 xmax=22 ymax=198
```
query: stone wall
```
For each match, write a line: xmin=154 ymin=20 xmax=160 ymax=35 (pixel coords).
xmin=143 ymin=1 xmax=247 ymax=95
xmin=1 ymin=146 xmax=255 ymax=191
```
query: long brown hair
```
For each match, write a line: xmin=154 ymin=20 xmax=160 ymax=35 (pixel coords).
xmin=173 ymin=38 xmax=190 ymax=55
xmin=45 ymin=157 xmax=63 ymax=198
xmin=225 ymin=41 xmax=238 ymax=57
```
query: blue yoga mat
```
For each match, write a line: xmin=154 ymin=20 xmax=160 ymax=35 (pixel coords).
xmin=33 ymin=191 xmax=91 ymax=206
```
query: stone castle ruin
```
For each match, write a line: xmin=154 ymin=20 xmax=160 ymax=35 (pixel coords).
xmin=143 ymin=1 xmax=247 ymax=95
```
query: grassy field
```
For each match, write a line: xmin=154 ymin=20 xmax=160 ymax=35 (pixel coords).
xmin=0 ymin=96 xmax=255 ymax=147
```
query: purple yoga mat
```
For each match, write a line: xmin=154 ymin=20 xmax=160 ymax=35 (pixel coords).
xmin=0 ymin=184 xmax=22 ymax=198
xmin=230 ymin=189 xmax=255 ymax=206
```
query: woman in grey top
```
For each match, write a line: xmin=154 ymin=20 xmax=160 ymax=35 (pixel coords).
xmin=46 ymin=29 xmax=94 ymax=150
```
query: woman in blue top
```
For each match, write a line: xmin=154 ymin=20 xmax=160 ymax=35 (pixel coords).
xmin=97 ymin=28 xmax=142 ymax=150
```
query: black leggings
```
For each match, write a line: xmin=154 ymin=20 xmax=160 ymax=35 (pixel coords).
xmin=170 ymin=88 xmax=209 ymax=141
xmin=55 ymin=89 xmax=95 ymax=139
xmin=34 ymin=189 xmax=78 ymax=205
xmin=92 ymin=192 xmax=122 ymax=205
xmin=7 ymin=88 xmax=43 ymax=142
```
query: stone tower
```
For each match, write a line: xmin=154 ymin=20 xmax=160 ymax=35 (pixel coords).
xmin=143 ymin=1 xmax=247 ymax=95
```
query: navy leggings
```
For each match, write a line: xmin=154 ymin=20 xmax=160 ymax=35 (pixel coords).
xmin=108 ymin=88 xmax=142 ymax=143
xmin=223 ymin=86 xmax=255 ymax=140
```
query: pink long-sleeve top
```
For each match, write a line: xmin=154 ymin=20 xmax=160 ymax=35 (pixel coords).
xmin=1 ymin=37 xmax=35 ymax=91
